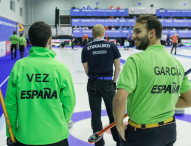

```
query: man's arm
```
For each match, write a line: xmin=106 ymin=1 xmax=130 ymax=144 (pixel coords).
xmin=60 ymin=70 xmax=76 ymax=124
xmin=83 ymin=62 xmax=88 ymax=75
xmin=175 ymin=89 xmax=191 ymax=108
xmin=113 ymin=58 xmax=121 ymax=83
xmin=113 ymin=88 xmax=129 ymax=141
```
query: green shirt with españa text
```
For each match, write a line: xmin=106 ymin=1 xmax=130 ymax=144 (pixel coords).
xmin=117 ymin=45 xmax=191 ymax=124
xmin=5 ymin=47 xmax=76 ymax=145
xmin=18 ymin=36 xmax=26 ymax=45
xmin=9 ymin=34 xmax=19 ymax=44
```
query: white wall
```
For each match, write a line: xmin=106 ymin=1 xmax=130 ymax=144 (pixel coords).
xmin=0 ymin=0 xmax=26 ymax=24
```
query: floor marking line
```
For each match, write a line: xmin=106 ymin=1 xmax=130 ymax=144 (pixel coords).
xmin=0 ymin=76 xmax=10 ymax=88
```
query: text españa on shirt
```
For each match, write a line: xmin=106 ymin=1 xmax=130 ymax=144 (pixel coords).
xmin=21 ymin=74 xmax=58 ymax=99
xmin=151 ymin=66 xmax=182 ymax=94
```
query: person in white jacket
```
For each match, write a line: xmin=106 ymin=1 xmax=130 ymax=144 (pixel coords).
xmin=124 ymin=39 xmax=129 ymax=50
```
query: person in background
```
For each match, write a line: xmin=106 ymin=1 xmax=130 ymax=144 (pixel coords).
xmin=150 ymin=3 xmax=154 ymax=7
xmin=123 ymin=27 xmax=128 ymax=30
xmin=124 ymin=39 xmax=129 ymax=50
xmin=118 ymin=26 xmax=123 ymax=30
xmin=95 ymin=6 xmax=98 ymax=9
xmin=71 ymin=5 xmax=76 ymax=9
xmin=71 ymin=34 xmax=75 ymax=49
xmin=128 ymin=26 xmax=133 ymax=30
xmin=18 ymin=33 xmax=27 ymax=58
xmin=161 ymin=33 xmax=167 ymax=46
xmin=105 ymin=26 xmax=109 ymax=30
xmin=167 ymin=33 xmax=171 ymax=46
xmin=60 ymin=40 xmax=65 ymax=49
xmin=78 ymin=26 xmax=83 ymax=30
xmin=133 ymin=16 xmax=137 ymax=19
xmin=171 ymin=33 xmax=178 ymax=55
xmin=73 ymin=26 xmax=78 ymax=30
xmin=82 ymin=5 xmax=86 ymax=9
xmin=9 ymin=31 xmax=19 ymax=59
xmin=83 ymin=33 xmax=88 ymax=46
xmin=83 ymin=26 xmax=89 ymax=30
xmin=109 ymin=15 xmax=114 ymax=19
xmin=169 ymin=16 xmax=173 ymax=19
xmin=120 ymin=16 xmax=125 ymax=19
xmin=111 ymin=25 xmax=115 ymax=30
xmin=116 ymin=6 xmax=121 ymax=9
xmin=87 ymin=5 xmax=91 ymax=9
xmin=110 ymin=5 xmax=114 ymax=9
xmin=127 ymin=34 xmax=130 ymax=41
xmin=161 ymin=12 xmax=165 ymax=19
xmin=106 ymin=34 xmax=109 ymax=42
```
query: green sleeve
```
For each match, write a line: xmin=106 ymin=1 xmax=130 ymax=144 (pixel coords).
xmin=180 ymin=76 xmax=191 ymax=94
xmin=5 ymin=65 xmax=18 ymax=137
xmin=117 ymin=57 xmax=137 ymax=93
xmin=60 ymin=69 xmax=76 ymax=124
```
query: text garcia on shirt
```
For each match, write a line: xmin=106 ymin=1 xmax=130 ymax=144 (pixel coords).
xmin=151 ymin=66 xmax=182 ymax=94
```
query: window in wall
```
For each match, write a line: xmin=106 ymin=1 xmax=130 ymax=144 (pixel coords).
xmin=20 ymin=7 xmax=23 ymax=17
xmin=10 ymin=1 xmax=15 ymax=12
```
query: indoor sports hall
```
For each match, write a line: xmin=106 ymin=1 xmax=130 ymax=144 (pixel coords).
xmin=0 ymin=0 xmax=191 ymax=146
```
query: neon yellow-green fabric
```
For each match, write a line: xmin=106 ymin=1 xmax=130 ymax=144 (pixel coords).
xmin=5 ymin=47 xmax=76 ymax=145
xmin=117 ymin=45 xmax=191 ymax=124
xmin=18 ymin=36 xmax=26 ymax=45
xmin=9 ymin=34 xmax=19 ymax=44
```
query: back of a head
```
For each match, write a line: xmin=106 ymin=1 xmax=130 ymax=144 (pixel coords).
xmin=20 ymin=33 xmax=23 ymax=37
xmin=92 ymin=24 xmax=105 ymax=38
xmin=28 ymin=22 xmax=52 ymax=47
xmin=13 ymin=31 xmax=16 ymax=35
xmin=136 ymin=14 xmax=163 ymax=39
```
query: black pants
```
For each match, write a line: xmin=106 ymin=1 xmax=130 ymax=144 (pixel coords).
xmin=171 ymin=43 xmax=177 ymax=54
xmin=87 ymin=79 xmax=121 ymax=146
xmin=16 ymin=139 xmax=69 ymax=146
xmin=161 ymin=40 xmax=166 ymax=46
xmin=11 ymin=44 xmax=17 ymax=59
xmin=122 ymin=123 xmax=176 ymax=146
xmin=19 ymin=45 xmax=25 ymax=58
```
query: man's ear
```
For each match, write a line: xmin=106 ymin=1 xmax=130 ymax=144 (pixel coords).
xmin=150 ymin=29 xmax=156 ymax=39
xmin=48 ymin=37 xmax=52 ymax=45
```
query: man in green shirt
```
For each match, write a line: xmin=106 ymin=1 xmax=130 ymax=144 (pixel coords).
xmin=113 ymin=14 xmax=191 ymax=146
xmin=9 ymin=31 xmax=19 ymax=59
xmin=18 ymin=33 xmax=26 ymax=58
xmin=5 ymin=22 xmax=76 ymax=146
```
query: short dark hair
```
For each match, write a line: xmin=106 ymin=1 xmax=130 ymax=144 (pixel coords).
xmin=13 ymin=31 xmax=16 ymax=35
xmin=136 ymin=14 xmax=162 ymax=39
xmin=20 ymin=33 xmax=23 ymax=37
xmin=28 ymin=22 xmax=52 ymax=47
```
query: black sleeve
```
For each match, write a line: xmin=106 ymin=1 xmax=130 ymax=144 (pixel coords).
xmin=113 ymin=44 xmax=121 ymax=59
xmin=81 ymin=47 xmax=87 ymax=63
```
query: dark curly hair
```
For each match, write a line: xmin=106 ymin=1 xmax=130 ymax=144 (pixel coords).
xmin=28 ymin=22 xmax=52 ymax=47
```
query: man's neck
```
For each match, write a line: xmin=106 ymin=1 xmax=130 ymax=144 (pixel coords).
xmin=146 ymin=39 xmax=161 ymax=49
xmin=94 ymin=37 xmax=104 ymax=39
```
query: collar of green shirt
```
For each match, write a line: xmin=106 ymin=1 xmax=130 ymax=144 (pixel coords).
xmin=29 ymin=46 xmax=56 ymax=58
xmin=146 ymin=45 xmax=166 ymax=51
